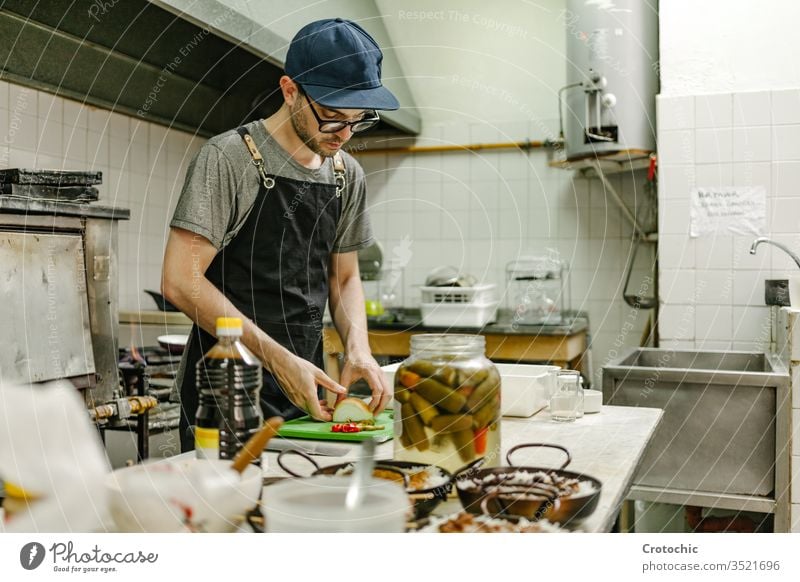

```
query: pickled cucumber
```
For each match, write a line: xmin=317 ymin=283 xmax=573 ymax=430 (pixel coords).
xmin=451 ymin=429 xmax=476 ymax=463
xmin=430 ymin=414 xmax=473 ymax=434
xmin=401 ymin=402 xmax=429 ymax=451
xmin=467 ymin=375 xmax=500 ymax=412
xmin=409 ymin=393 xmax=439 ymax=426
xmin=415 ymin=378 xmax=467 ymax=414
xmin=406 ymin=360 xmax=458 ymax=387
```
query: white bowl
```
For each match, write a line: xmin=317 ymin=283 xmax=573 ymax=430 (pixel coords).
xmin=262 ymin=475 xmax=408 ymax=533
xmin=106 ymin=458 xmax=261 ymax=533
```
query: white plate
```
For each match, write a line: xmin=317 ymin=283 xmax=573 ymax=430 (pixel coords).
xmin=157 ymin=334 xmax=188 ymax=346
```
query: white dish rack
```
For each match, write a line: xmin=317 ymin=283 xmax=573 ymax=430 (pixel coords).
xmin=419 ymin=284 xmax=498 ymax=327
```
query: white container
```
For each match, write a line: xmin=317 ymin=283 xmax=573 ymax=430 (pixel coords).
xmin=420 ymin=283 xmax=496 ymax=305
xmin=495 ymin=363 xmax=560 ymax=417
xmin=583 ymin=389 xmax=603 ymax=414
xmin=106 ymin=458 xmax=262 ymax=533
xmin=262 ymin=475 xmax=408 ymax=532
xmin=420 ymin=301 xmax=499 ymax=327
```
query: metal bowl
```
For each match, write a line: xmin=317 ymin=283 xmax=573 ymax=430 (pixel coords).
xmin=454 ymin=443 xmax=602 ymax=527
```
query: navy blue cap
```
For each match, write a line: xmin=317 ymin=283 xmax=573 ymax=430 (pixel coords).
xmin=285 ymin=18 xmax=399 ymax=111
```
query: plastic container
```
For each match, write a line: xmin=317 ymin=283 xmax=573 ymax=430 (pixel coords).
xmin=506 ymin=256 xmax=569 ymax=325
xmin=195 ymin=317 xmax=263 ymax=464
xmin=394 ymin=334 xmax=501 ymax=473
xmin=494 ymin=363 xmax=560 ymax=417
xmin=420 ymin=283 xmax=496 ymax=305
xmin=262 ymin=475 xmax=408 ymax=532
xmin=420 ymin=301 xmax=499 ymax=327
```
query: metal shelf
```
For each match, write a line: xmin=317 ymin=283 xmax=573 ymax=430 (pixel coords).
xmin=627 ymin=484 xmax=775 ymax=515
xmin=548 ymin=149 xmax=654 ymax=176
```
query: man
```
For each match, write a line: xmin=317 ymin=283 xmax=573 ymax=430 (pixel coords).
xmin=162 ymin=18 xmax=398 ymax=451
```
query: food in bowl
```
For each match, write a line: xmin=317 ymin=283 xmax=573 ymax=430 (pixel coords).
xmin=456 ymin=469 xmax=597 ymax=499
xmin=420 ymin=512 xmax=565 ymax=533
xmin=455 ymin=467 xmax=601 ymax=524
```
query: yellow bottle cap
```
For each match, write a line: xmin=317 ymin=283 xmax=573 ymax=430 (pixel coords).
xmin=216 ymin=317 xmax=243 ymax=337
xmin=216 ymin=317 xmax=242 ymax=328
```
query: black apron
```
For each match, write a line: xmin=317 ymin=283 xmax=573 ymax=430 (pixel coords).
xmin=179 ymin=126 xmax=343 ymax=452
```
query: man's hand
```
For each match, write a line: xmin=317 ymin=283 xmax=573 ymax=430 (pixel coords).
xmin=267 ymin=350 xmax=347 ymax=421
xmin=339 ymin=353 xmax=391 ymax=414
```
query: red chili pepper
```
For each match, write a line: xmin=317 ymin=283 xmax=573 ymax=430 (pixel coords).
xmin=332 ymin=423 xmax=361 ymax=433
xmin=473 ymin=427 xmax=488 ymax=455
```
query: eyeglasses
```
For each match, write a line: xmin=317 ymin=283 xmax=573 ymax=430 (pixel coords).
xmin=301 ymin=91 xmax=380 ymax=134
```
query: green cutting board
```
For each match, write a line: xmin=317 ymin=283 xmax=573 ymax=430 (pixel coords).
xmin=277 ymin=410 xmax=393 ymax=443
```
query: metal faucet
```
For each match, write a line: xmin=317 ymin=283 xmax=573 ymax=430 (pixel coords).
xmin=750 ymin=237 xmax=800 ymax=270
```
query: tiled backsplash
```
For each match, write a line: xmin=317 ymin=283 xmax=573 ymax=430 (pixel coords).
xmin=657 ymin=88 xmax=800 ymax=351
xmin=362 ymin=120 xmax=655 ymax=383
xmin=0 ymin=79 xmax=203 ymax=313
xmin=2 ymin=79 xmax=652 ymax=383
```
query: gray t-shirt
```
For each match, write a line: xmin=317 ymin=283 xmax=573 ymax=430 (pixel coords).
xmin=170 ymin=119 xmax=373 ymax=253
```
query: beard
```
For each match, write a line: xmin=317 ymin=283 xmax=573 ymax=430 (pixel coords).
xmin=290 ymin=100 xmax=343 ymax=158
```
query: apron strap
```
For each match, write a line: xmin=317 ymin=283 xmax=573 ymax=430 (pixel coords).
xmin=236 ymin=126 xmax=346 ymax=197
xmin=332 ymin=151 xmax=346 ymax=198
xmin=236 ymin=127 xmax=275 ymax=190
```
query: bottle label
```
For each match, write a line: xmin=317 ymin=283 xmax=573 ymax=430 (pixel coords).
xmin=195 ymin=427 xmax=220 ymax=459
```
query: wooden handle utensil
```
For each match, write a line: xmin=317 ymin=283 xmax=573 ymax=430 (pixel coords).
xmin=231 ymin=416 xmax=284 ymax=474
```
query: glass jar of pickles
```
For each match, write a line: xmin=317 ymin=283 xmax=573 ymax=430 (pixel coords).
xmin=393 ymin=334 xmax=501 ymax=473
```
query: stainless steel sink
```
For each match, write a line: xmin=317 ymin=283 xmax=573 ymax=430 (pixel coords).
xmin=620 ymin=349 xmax=775 ymax=374
xmin=603 ymin=348 xmax=789 ymax=502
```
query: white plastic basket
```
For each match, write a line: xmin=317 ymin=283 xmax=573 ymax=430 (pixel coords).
xmin=420 ymin=283 xmax=496 ymax=305
xmin=420 ymin=301 xmax=499 ymax=327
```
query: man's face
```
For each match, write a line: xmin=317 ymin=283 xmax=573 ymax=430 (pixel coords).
xmin=289 ymin=92 xmax=367 ymax=158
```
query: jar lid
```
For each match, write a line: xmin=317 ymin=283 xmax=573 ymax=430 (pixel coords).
xmin=410 ymin=334 xmax=485 ymax=356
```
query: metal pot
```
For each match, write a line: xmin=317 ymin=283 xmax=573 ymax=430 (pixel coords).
xmin=454 ymin=443 xmax=602 ymax=526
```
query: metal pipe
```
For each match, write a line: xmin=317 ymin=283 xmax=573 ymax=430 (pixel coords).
xmin=750 ymin=237 xmax=800 ymax=270
xmin=350 ymin=139 xmax=560 ymax=156
xmin=589 ymin=161 xmax=647 ymax=240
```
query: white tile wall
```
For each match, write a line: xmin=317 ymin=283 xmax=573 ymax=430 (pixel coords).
xmin=658 ymin=89 xmax=800 ymax=351
xmin=0 ymin=81 xmax=202 ymax=311
xmin=366 ymin=119 xmax=652 ymax=385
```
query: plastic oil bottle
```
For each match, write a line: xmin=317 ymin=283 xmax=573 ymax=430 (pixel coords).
xmin=194 ymin=317 xmax=263 ymax=464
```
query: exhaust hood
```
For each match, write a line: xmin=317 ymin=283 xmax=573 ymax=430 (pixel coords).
xmin=0 ymin=0 xmax=420 ymax=137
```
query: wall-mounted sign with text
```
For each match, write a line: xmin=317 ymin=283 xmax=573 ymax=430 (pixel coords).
xmin=689 ymin=186 xmax=766 ymax=237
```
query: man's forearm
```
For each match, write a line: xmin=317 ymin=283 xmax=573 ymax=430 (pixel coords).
xmin=165 ymin=276 xmax=288 ymax=368
xmin=329 ymin=272 xmax=370 ymax=356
